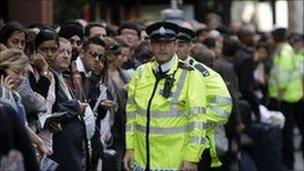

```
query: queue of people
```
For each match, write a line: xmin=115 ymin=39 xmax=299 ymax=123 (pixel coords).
xmin=0 ymin=13 xmax=303 ymax=171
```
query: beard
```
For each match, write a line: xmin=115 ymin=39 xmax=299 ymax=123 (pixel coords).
xmin=71 ymin=48 xmax=79 ymax=61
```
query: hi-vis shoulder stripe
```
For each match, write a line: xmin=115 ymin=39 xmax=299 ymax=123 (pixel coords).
xmin=170 ymin=69 xmax=188 ymax=104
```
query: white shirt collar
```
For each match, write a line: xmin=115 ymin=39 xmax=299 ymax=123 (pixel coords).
xmin=154 ymin=55 xmax=175 ymax=73
xmin=182 ymin=56 xmax=191 ymax=65
xmin=75 ymin=56 xmax=91 ymax=77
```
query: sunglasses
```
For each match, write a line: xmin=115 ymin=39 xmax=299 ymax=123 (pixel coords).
xmin=88 ymin=51 xmax=105 ymax=61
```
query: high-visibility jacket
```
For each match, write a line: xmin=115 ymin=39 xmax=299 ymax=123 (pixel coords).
xmin=296 ymin=49 xmax=304 ymax=99
xmin=268 ymin=43 xmax=303 ymax=102
xmin=187 ymin=57 xmax=232 ymax=167
xmin=126 ymin=54 xmax=208 ymax=170
xmin=296 ymin=49 xmax=304 ymax=77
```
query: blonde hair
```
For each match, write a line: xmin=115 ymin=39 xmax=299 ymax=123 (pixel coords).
xmin=0 ymin=49 xmax=29 ymax=71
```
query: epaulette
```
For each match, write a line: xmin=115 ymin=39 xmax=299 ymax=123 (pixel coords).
xmin=194 ymin=63 xmax=210 ymax=77
xmin=178 ymin=61 xmax=194 ymax=71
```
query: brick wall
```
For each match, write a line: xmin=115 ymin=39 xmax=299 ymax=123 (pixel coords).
xmin=8 ymin=0 xmax=53 ymax=26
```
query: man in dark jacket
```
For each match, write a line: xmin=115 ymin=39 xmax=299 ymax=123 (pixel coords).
xmin=236 ymin=28 xmax=261 ymax=120
xmin=213 ymin=36 xmax=245 ymax=171
xmin=49 ymin=37 xmax=89 ymax=171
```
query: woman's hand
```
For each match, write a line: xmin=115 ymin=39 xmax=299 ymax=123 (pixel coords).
xmin=36 ymin=140 xmax=53 ymax=156
xmin=0 ymin=75 xmax=14 ymax=90
xmin=33 ymin=52 xmax=50 ymax=77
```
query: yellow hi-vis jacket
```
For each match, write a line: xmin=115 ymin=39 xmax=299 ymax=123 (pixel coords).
xmin=188 ymin=57 xmax=232 ymax=167
xmin=268 ymin=43 xmax=303 ymax=102
xmin=126 ymin=54 xmax=209 ymax=170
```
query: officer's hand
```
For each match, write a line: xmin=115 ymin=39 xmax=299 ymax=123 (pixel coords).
xmin=123 ymin=150 xmax=134 ymax=171
xmin=181 ymin=161 xmax=197 ymax=171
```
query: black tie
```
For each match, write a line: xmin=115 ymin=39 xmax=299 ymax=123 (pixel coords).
xmin=158 ymin=65 xmax=163 ymax=74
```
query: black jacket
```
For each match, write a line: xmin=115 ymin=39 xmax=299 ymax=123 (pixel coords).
xmin=49 ymin=71 xmax=89 ymax=171
xmin=235 ymin=47 xmax=260 ymax=118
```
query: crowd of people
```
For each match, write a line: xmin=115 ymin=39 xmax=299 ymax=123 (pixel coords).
xmin=0 ymin=12 xmax=303 ymax=171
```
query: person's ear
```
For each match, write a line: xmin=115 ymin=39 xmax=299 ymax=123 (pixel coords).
xmin=148 ymin=40 xmax=152 ymax=51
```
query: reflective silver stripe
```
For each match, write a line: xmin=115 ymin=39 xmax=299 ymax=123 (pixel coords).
xmin=171 ymin=69 xmax=188 ymax=104
xmin=133 ymin=163 xmax=145 ymax=171
xmin=127 ymin=111 xmax=136 ymax=119
xmin=133 ymin=122 xmax=210 ymax=134
xmin=189 ymin=136 xmax=208 ymax=145
xmin=137 ymin=65 xmax=145 ymax=78
xmin=209 ymin=96 xmax=232 ymax=104
xmin=136 ymin=106 xmax=206 ymax=118
xmin=209 ymin=106 xmax=230 ymax=117
xmin=189 ymin=122 xmax=211 ymax=130
xmin=127 ymin=97 xmax=136 ymax=105
xmin=189 ymin=107 xmax=206 ymax=115
xmin=136 ymin=124 xmax=186 ymax=134
xmin=126 ymin=125 xmax=135 ymax=132
xmin=134 ymin=163 xmax=179 ymax=171
xmin=137 ymin=107 xmax=185 ymax=118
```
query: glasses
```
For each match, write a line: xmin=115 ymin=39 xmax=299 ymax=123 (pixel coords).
xmin=88 ymin=51 xmax=105 ymax=61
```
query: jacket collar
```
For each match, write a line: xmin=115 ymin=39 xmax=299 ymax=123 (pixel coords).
xmin=75 ymin=56 xmax=92 ymax=78
xmin=154 ymin=54 xmax=177 ymax=74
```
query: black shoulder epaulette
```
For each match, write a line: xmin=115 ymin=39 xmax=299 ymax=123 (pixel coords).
xmin=178 ymin=61 xmax=194 ymax=71
xmin=189 ymin=59 xmax=195 ymax=65
xmin=194 ymin=63 xmax=210 ymax=77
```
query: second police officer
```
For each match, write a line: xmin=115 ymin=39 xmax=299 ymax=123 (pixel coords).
xmin=176 ymin=23 xmax=232 ymax=170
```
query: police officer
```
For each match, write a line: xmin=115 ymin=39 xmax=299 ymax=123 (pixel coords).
xmin=176 ymin=24 xmax=232 ymax=169
xmin=268 ymin=28 xmax=303 ymax=170
xmin=123 ymin=21 xmax=209 ymax=171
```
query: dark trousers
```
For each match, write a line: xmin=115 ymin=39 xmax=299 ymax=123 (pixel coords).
xmin=294 ymin=99 xmax=304 ymax=167
xmin=269 ymin=98 xmax=303 ymax=169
